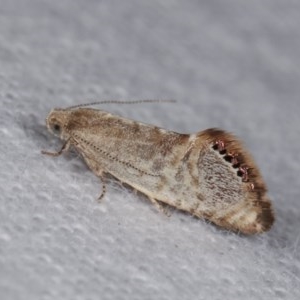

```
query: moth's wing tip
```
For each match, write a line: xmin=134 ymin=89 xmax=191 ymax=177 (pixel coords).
xmin=234 ymin=197 xmax=275 ymax=235
xmin=199 ymin=128 xmax=275 ymax=235
xmin=255 ymin=197 xmax=275 ymax=233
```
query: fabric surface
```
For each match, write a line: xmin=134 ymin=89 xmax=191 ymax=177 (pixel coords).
xmin=0 ymin=0 xmax=299 ymax=299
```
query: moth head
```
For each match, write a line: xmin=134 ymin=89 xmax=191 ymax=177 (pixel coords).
xmin=46 ymin=109 xmax=70 ymax=140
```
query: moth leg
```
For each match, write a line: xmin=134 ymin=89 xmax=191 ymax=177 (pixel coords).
xmin=148 ymin=197 xmax=171 ymax=217
xmin=41 ymin=140 xmax=71 ymax=157
xmin=97 ymin=175 xmax=106 ymax=202
xmin=78 ymin=152 xmax=107 ymax=202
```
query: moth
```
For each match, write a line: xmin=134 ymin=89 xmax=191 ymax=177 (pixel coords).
xmin=42 ymin=100 xmax=274 ymax=234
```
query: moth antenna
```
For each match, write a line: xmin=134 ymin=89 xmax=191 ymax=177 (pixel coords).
xmin=67 ymin=99 xmax=176 ymax=109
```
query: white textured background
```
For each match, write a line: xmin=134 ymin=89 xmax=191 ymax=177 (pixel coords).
xmin=1 ymin=0 xmax=300 ymax=299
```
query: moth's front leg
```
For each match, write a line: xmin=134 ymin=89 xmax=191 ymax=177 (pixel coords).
xmin=41 ymin=139 xmax=71 ymax=157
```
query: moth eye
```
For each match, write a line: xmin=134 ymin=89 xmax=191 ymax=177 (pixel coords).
xmin=52 ymin=123 xmax=61 ymax=134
